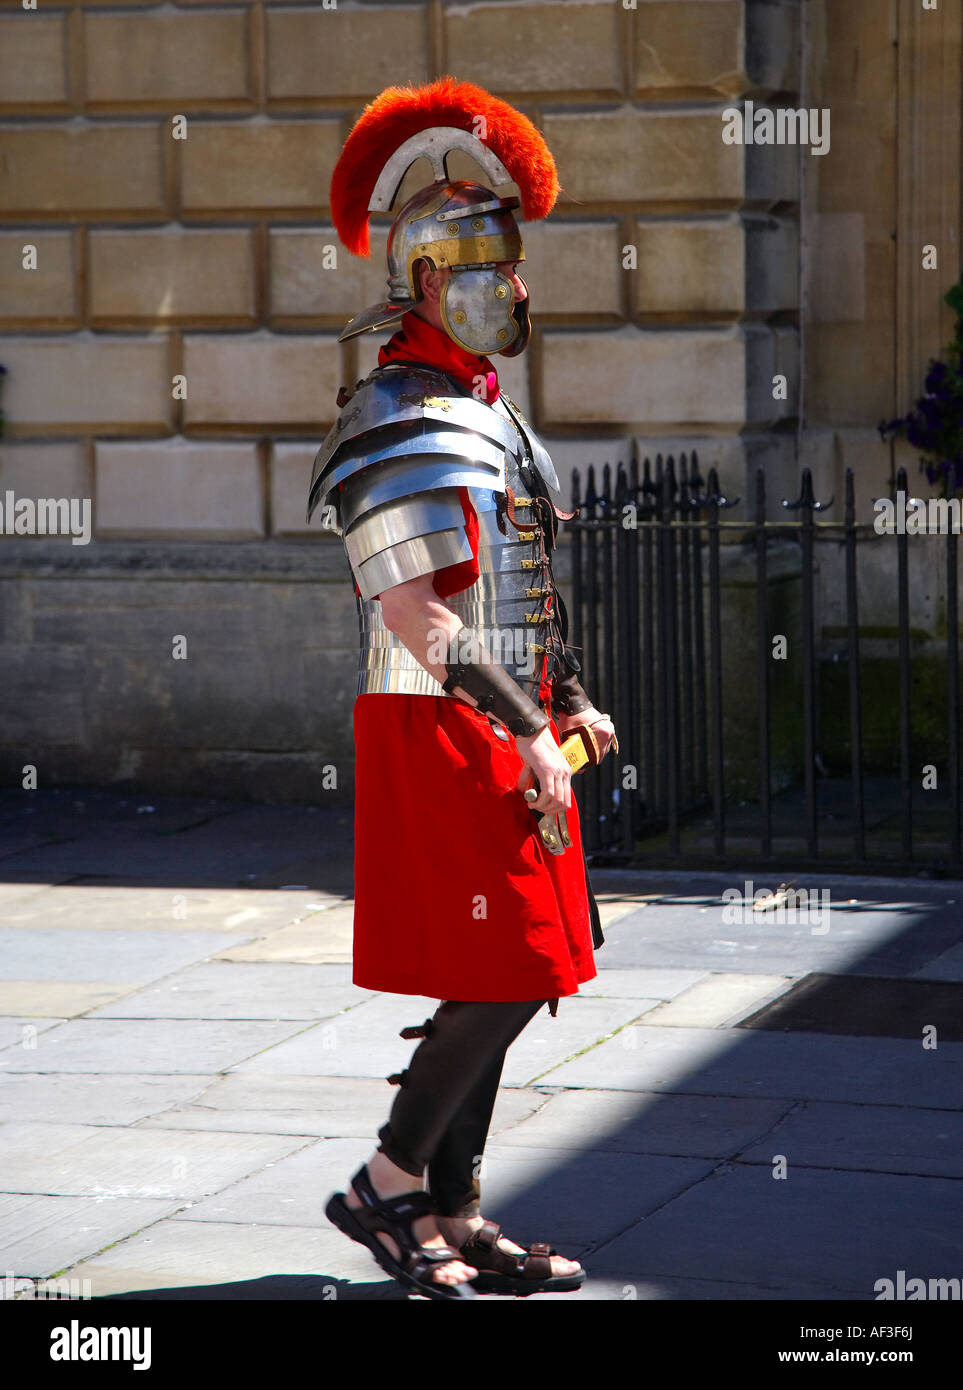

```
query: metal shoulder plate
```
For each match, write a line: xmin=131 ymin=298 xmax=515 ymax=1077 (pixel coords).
xmin=308 ymin=365 xmax=524 ymax=602
xmin=306 ymin=364 xmax=520 ymax=527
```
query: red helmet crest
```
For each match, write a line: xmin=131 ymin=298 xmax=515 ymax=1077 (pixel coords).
xmin=331 ymin=76 xmax=561 ymax=256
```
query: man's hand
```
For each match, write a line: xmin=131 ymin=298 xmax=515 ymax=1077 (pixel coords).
xmin=515 ymin=725 xmax=572 ymax=814
xmin=555 ymin=706 xmax=618 ymax=763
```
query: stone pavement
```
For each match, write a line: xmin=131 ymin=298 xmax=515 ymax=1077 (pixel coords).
xmin=1 ymin=788 xmax=961 ymax=1302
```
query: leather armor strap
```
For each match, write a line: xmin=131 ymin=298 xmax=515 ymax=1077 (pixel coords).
xmin=442 ymin=630 xmax=550 ymax=738
xmin=550 ymin=646 xmax=593 ymax=718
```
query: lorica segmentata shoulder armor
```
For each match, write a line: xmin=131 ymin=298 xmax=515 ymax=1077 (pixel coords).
xmin=308 ymin=364 xmax=571 ymax=706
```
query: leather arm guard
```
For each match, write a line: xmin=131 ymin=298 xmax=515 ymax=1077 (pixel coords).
xmin=550 ymin=647 xmax=594 ymax=719
xmin=442 ymin=630 xmax=551 ymax=738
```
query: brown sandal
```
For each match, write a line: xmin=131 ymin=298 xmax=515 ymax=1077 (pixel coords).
xmin=325 ymin=1165 xmax=476 ymax=1300
xmin=457 ymin=1219 xmax=585 ymax=1295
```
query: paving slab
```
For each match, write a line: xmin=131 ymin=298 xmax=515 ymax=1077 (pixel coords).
xmin=251 ymin=857 xmax=353 ymax=893
xmin=0 ymin=876 xmax=74 ymax=907
xmin=0 ymin=1121 xmax=310 ymax=1199
xmin=594 ymin=894 xmax=664 ymax=927
xmin=492 ymin=1089 xmax=793 ymax=1158
xmin=0 ymin=1193 xmax=186 ymax=1280
xmin=214 ymin=906 xmax=355 ymax=965
xmin=222 ymin=993 xmax=647 ymax=1086
xmin=174 ymin=1135 xmax=368 ymax=1227
xmin=224 ymin=992 xmax=450 ymax=1077
xmin=0 ymin=1074 xmax=213 ymax=1126
xmin=0 ymin=982 xmax=138 ymax=1017
xmin=586 ymin=1164 xmax=963 ymax=1298
xmin=477 ymin=1142 xmax=716 ymax=1246
xmin=634 ymin=973 xmax=794 ymax=1028
xmin=498 ymin=996 xmax=656 ymax=1086
xmin=0 ymin=1016 xmax=63 ymax=1050
xmin=482 ymin=1085 xmax=552 ymax=1138
xmin=912 ymin=944 xmax=963 ymax=982
xmin=0 ymin=825 xmax=82 ymax=864
xmin=0 ymin=928 xmax=252 ymax=984
xmin=0 ymin=789 xmax=238 ymax=842
xmin=122 ymin=804 xmax=354 ymax=887
xmin=0 ymin=1018 xmax=314 ymax=1074
xmin=87 ymin=962 xmax=368 ymax=1021
xmin=59 ymin=1218 xmax=404 ymax=1301
xmin=136 ymin=1106 xmax=373 ymax=1138
xmin=576 ymin=967 xmax=709 ymax=1000
xmin=738 ymin=1099 xmax=963 ymax=1178
xmin=3 ymin=802 xmax=354 ymax=892
xmin=742 ymin=972 xmax=963 ymax=1041
xmin=134 ymin=1074 xmax=546 ymax=1139
xmin=0 ymin=882 xmax=342 ymax=934
xmin=597 ymin=896 xmax=962 ymax=979
xmin=541 ymin=1024 xmax=963 ymax=1108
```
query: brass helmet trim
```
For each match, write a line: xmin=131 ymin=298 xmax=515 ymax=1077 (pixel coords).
xmin=406 ymin=231 xmax=524 ymax=287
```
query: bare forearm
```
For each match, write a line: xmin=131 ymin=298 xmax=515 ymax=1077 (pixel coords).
xmin=378 ymin=575 xmax=476 ymax=701
xmin=378 ymin=572 xmax=577 ymax=809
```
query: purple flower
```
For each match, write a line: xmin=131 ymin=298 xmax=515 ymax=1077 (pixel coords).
xmin=925 ymin=360 xmax=948 ymax=392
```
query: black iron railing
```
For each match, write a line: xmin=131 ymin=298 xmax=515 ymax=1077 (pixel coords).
xmin=567 ymin=455 xmax=962 ymax=874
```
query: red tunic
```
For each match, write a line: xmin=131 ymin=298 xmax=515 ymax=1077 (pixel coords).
xmin=347 ymin=313 xmax=599 ymax=1001
xmin=352 ymin=690 xmax=598 ymax=1002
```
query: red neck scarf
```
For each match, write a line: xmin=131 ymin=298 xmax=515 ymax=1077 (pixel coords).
xmin=377 ymin=311 xmax=500 ymax=403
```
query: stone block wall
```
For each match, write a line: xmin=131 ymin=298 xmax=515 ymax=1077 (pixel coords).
xmin=0 ymin=0 xmax=891 ymax=804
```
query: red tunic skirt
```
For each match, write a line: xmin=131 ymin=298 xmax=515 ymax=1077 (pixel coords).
xmin=351 ymin=691 xmax=599 ymax=1001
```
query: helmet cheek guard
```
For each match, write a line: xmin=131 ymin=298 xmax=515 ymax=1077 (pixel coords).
xmin=440 ymin=267 xmax=522 ymax=356
xmin=498 ymin=275 xmax=531 ymax=358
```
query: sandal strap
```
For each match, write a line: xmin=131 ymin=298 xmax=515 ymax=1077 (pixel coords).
xmin=414 ymin=1245 xmax=462 ymax=1265
xmin=348 ymin=1165 xmax=466 ymax=1283
xmin=467 ymin=1220 xmax=502 ymax=1252
xmin=458 ymin=1222 xmax=567 ymax=1282
xmin=364 ymin=1189 xmax=438 ymax=1223
xmin=349 ymin=1165 xmax=438 ymax=1223
xmin=520 ymin=1250 xmax=553 ymax=1280
xmin=407 ymin=1248 xmax=463 ymax=1285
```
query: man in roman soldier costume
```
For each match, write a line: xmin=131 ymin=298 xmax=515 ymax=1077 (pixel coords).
xmin=309 ymin=78 xmax=617 ymax=1299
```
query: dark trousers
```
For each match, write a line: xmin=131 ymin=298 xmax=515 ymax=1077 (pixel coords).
xmin=376 ymin=997 xmax=548 ymax=1217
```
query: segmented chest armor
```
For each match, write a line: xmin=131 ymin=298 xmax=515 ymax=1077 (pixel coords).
xmin=306 ymin=365 xmax=573 ymax=708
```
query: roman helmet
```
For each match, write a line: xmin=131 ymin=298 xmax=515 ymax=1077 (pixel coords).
xmin=329 ymin=77 xmax=560 ymax=357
